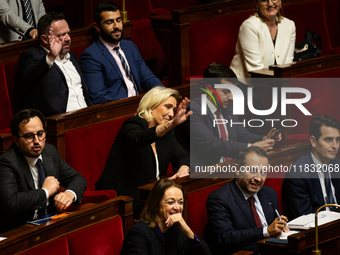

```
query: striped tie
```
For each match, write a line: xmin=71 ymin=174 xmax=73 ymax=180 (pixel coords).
xmin=21 ymin=0 xmax=35 ymax=26
xmin=114 ymin=47 xmax=139 ymax=95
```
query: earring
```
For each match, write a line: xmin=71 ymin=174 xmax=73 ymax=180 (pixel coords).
xmin=280 ymin=4 xmax=282 ymax=8
xmin=255 ymin=8 xmax=259 ymax=17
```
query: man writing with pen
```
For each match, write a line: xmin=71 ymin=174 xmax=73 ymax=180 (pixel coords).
xmin=206 ymin=146 xmax=289 ymax=255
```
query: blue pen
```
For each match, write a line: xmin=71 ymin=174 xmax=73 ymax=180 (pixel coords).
xmin=275 ymin=209 xmax=281 ymax=220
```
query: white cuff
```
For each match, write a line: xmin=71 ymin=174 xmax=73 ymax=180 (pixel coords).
xmin=263 ymin=226 xmax=269 ymax=237
xmin=46 ymin=55 xmax=54 ymax=68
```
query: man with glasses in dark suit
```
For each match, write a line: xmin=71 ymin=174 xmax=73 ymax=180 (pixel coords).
xmin=0 ymin=109 xmax=87 ymax=233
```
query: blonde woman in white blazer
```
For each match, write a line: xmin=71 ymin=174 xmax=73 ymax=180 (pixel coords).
xmin=230 ymin=0 xmax=295 ymax=81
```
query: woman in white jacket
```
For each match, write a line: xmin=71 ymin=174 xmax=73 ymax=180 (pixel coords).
xmin=230 ymin=0 xmax=295 ymax=81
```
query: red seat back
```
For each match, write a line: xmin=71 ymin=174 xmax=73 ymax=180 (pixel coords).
xmin=324 ymin=0 xmax=340 ymax=48
xmin=186 ymin=183 xmax=225 ymax=240
xmin=20 ymin=237 xmax=70 ymax=255
xmin=65 ymin=115 xmax=132 ymax=191
xmin=67 ymin=216 xmax=124 ymax=255
xmin=0 ymin=63 xmax=13 ymax=130
xmin=284 ymin=0 xmax=332 ymax=56
xmin=3 ymin=60 xmax=18 ymax=115
xmin=188 ymin=12 xmax=252 ymax=77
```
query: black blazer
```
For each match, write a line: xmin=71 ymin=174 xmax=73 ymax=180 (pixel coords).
xmin=16 ymin=45 xmax=93 ymax=117
xmin=96 ymin=116 xmax=190 ymax=215
xmin=206 ymin=180 xmax=278 ymax=255
xmin=120 ymin=220 xmax=211 ymax=255
xmin=0 ymin=143 xmax=87 ymax=233
xmin=282 ymin=152 xmax=340 ymax=220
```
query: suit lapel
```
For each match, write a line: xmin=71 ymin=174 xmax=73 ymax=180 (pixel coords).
xmin=305 ymin=154 xmax=325 ymax=204
xmin=231 ymin=180 xmax=257 ymax=228
xmin=257 ymin=190 xmax=275 ymax=223
xmin=97 ymin=39 xmax=124 ymax=82
xmin=41 ymin=152 xmax=56 ymax=177
xmin=15 ymin=147 xmax=35 ymax=190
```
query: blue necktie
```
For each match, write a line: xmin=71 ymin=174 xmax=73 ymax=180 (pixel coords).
xmin=21 ymin=0 xmax=35 ymax=26
xmin=36 ymin=159 xmax=45 ymax=188
xmin=325 ymin=171 xmax=336 ymax=210
xmin=113 ymin=47 xmax=139 ymax=95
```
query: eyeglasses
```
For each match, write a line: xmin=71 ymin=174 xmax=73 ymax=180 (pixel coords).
xmin=18 ymin=130 xmax=47 ymax=143
xmin=260 ymin=0 xmax=280 ymax=5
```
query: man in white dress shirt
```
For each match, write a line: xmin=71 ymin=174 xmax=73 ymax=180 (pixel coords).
xmin=16 ymin=12 xmax=93 ymax=117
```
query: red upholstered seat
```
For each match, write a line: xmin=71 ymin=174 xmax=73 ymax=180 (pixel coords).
xmin=72 ymin=44 xmax=90 ymax=59
xmin=20 ymin=236 xmax=70 ymax=255
xmin=186 ymin=183 xmax=225 ymax=240
xmin=284 ymin=0 xmax=332 ymax=56
xmin=0 ymin=63 xmax=12 ymax=130
xmin=67 ymin=216 xmax=124 ymax=255
xmin=188 ymin=12 xmax=252 ymax=77
xmin=65 ymin=115 xmax=132 ymax=191
xmin=4 ymin=59 xmax=19 ymax=115
xmin=287 ymin=134 xmax=309 ymax=145
xmin=324 ymin=0 xmax=340 ymax=49
xmin=133 ymin=18 xmax=165 ymax=74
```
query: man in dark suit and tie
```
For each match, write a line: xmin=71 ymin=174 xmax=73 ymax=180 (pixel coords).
xmin=282 ymin=114 xmax=340 ymax=220
xmin=206 ymin=146 xmax=289 ymax=255
xmin=80 ymin=1 xmax=162 ymax=104
xmin=16 ymin=12 xmax=93 ymax=117
xmin=176 ymin=62 xmax=280 ymax=167
xmin=0 ymin=109 xmax=87 ymax=234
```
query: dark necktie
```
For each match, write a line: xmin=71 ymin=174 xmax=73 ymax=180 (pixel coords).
xmin=248 ymin=196 xmax=263 ymax=228
xmin=215 ymin=110 xmax=232 ymax=161
xmin=21 ymin=0 xmax=35 ymax=26
xmin=36 ymin=159 xmax=47 ymax=217
xmin=36 ymin=159 xmax=46 ymax=188
xmin=325 ymin=171 xmax=336 ymax=210
xmin=113 ymin=46 xmax=139 ymax=95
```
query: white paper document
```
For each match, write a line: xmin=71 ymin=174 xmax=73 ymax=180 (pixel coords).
xmin=288 ymin=211 xmax=340 ymax=230
xmin=279 ymin=230 xmax=300 ymax=240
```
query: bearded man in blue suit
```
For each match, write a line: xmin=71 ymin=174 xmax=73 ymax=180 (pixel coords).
xmin=80 ymin=1 xmax=162 ymax=104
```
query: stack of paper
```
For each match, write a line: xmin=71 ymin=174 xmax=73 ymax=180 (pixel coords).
xmin=288 ymin=211 xmax=340 ymax=230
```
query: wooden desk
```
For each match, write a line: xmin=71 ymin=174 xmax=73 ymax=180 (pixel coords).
xmin=0 ymin=23 xmax=132 ymax=63
xmin=0 ymin=196 xmax=133 ymax=255
xmin=258 ymin=218 xmax=340 ymax=254
xmin=138 ymin=142 xmax=310 ymax=219
xmin=249 ymin=53 xmax=340 ymax=78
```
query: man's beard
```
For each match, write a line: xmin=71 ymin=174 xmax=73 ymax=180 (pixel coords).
xmin=100 ymin=27 xmax=123 ymax=44
xmin=59 ymin=43 xmax=70 ymax=55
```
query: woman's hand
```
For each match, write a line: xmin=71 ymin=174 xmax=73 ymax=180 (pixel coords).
xmin=165 ymin=213 xmax=195 ymax=239
xmin=170 ymin=97 xmax=192 ymax=128
xmin=168 ymin=165 xmax=189 ymax=180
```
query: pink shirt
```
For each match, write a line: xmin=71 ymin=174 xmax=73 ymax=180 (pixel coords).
xmin=99 ymin=38 xmax=136 ymax=97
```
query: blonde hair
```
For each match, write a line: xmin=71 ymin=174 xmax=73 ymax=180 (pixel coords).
xmin=254 ymin=0 xmax=283 ymax=23
xmin=137 ymin=86 xmax=180 ymax=123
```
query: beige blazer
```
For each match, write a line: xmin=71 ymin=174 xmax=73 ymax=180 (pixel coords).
xmin=230 ymin=15 xmax=296 ymax=81
xmin=0 ymin=0 xmax=45 ymax=43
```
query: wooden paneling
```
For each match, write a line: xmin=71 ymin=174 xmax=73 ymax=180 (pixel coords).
xmin=0 ymin=196 xmax=133 ymax=255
